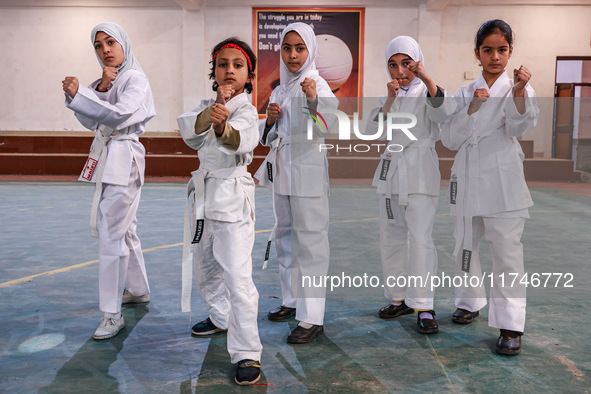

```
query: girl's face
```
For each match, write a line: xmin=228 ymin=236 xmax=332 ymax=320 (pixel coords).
xmin=214 ymin=47 xmax=251 ymax=97
xmin=475 ymin=32 xmax=513 ymax=79
xmin=94 ymin=31 xmax=124 ymax=68
xmin=281 ymin=31 xmax=309 ymax=73
xmin=387 ymin=53 xmax=416 ymax=87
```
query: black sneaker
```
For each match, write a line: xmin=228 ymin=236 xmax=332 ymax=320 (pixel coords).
xmin=235 ymin=359 xmax=261 ymax=385
xmin=191 ymin=317 xmax=226 ymax=336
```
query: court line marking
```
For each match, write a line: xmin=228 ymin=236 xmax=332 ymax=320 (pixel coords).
xmin=0 ymin=259 xmax=100 ymax=288
xmin=0 ymin=218 xmax=380 ymax=289
xmin=2 ymin=209 xmax=588 ymax=289
xmin=425 ymin=336 xmax=456 ymax=392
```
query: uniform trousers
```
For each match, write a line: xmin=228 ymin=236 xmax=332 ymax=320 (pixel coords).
xmin=98 ymin=161 xmax=150 ymax=314
xmin=380 ymin=193 xmax=439 ymax=310
xmin=194 ymin=207 xmax=263 ymax=363
xmin=273 ymin=191 xmax=330 ymax=326
xmin=454 ymin=216 xmax=527 ymax=332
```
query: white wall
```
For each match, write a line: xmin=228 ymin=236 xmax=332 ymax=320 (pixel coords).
xmin=0 ymin=7 xmax=184 ymax=132
xmin=362 ymin=7 xmax=418 ymax=97
xmin=437 ymin=5 xmax=591 ymax=157
xmin=2 ymin=3 xmax=591 ymax=157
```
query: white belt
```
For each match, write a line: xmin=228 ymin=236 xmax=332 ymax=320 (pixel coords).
xmin=261 ymin=137 xmax=291 ymax=270
xmin=453 ymin=133 xmax=509 ymax=271
xmin=80 ymin=127 xmax=139 ymax=237
xmin=382 ymin=139 xmax=435 ymax=223
xmin=452 ymin=135 xmax=481 ymax=271
xmin=181 ymin=165 xmax=249 ymax=313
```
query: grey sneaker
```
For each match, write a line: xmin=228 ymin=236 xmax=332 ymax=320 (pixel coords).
xmin=93 ymin=314 xmax=125 ymax=340
xmin=122 ymin=289 xmax=150 ymax=304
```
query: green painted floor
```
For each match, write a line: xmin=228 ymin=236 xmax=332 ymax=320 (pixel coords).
xmin=1 ymin=181 xmax=589 ymax=392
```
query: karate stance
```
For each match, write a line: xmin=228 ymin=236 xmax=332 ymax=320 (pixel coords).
xmin=63 ymin=22 xmax=155 ymax=340
xmin=177 ymin=38 xmax=263 ymax=385
xmin=255 ymin=23 xmax=338 ymax=344
xmin=365 ymin=36 xmax=455 ymax=334
xmin=441 ymin=19 xmax=539 ymax=355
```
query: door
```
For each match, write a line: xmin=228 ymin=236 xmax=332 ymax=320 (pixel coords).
xmin=553 ymin=83 xmax=574 ymax=159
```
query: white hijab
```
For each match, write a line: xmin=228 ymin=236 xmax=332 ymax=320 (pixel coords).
xmin=279 ymin=22 xmax=318 ymax=99
xmin=385 ymin=35 xmax=423 ymax=95
xmin=91 ymin=22 xmax=145 ymax=82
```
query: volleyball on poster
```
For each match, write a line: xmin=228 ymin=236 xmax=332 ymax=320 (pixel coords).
xmin=253 ymin=8 xmax=364 ymax=116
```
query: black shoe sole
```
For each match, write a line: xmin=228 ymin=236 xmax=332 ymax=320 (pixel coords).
xmin=418 ymin=327 xmax=439 ymax=334
xmin=452 ymin=311 xmax=479 ymax=324
xmin=378 ymin=308 xmax=414 ymax=320
xmin=287 ymin=326 xmax=324 ymax=344
xmin=235 ymin=374 xmax=261 ymax=385
xmin=268 ymin=313 xmax=296 ymax=322
xmin=191 ymin=328 xmax=227 ymax=336
xmin=495 ymin=347 xmax=521 ymax=355
xmin=121 ymin=301 xmax=150 ymax=306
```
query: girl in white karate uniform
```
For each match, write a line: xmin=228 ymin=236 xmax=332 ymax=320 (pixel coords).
xmin=63 ymin=22 xmax=155 ymax=340
xmin=441 ymin=19 xmax=539 ymax=355
xmin=365 ymin=36 xmax=455 ymax=334
xmin=177 ymin=38 xmax=262 ymax=385
xmin=255 ymin=22 xmax=338 ymax=344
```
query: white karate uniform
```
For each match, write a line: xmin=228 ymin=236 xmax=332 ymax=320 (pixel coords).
xmin=65 ymin=23 xmax=155 ymax=314
xmin=178 ymin=92 xmax=262 ymax=363
xmin=365 ymin=36 xmax=455 ymax=310
xmin=441 ymin=71 xmax=539 ymax=332
xmin=254 ymin=23 xmax=338 ymax=326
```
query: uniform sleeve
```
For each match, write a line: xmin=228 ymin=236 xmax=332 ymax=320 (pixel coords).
xmin=307 ymin=76 xmax=339 ymax=138
xmin=63 ymin=79 xmax=101 ymax=131
xmin=177 ymin=100 xmax=214 ymax=151
xmin=194 ymin=106 xmax=214 ymax=135
xmin=363 ymin=97 xmax=388 ymax=141
xmin=217 ymin=122 xmax=240 ymax=149
xmin=260 ymin=118 xmax=278 ymax=146
xmin=72 ymin=105 xmax=99 ymax=131
xmin=65 ymin=72 xmax=153 ymax=131
xmin=440 ymin=90 xmax=475 ymax=151
xmin=219 ymin=103 xmax=259 ymax=155
xmin=259 ymin=88 xmax=280 ymax=146
xmin=505 ymin=84 xmax=539 ymax=138
xmin=426 ymin=87 xmax=457 ymax=124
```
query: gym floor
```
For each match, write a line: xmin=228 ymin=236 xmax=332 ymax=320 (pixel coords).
xmin=1 ymin=180 xmax=589 ymax=392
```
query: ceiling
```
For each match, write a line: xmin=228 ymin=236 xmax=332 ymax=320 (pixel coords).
xmin=0 ymin=0 xmax=422 ymax=10
xmin=0 ymin=0 xmax=587 ymax=11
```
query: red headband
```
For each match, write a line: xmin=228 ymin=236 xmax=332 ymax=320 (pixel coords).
xmin=212 ymin=43 xmax=253 ymax=71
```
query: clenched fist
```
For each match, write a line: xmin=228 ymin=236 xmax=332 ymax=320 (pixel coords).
xmin=386 ymin=79 xmax=400 ymax=98
xmin=468 ymin=88 xmax=490 ymax=115
xmin=513 ymin=65 xmax=532 ymax=97
xmin=62 ymin=76 xmax=79 ymax=98
xmin=97 ymin=66 xmax=118 ymax=92
xmin=216 ymin=85 xmax=235 ymax=105
xmin=266 ymin=102 xmax=282 ymax=126
xmin=300 ymin=77 xmax=317 ymax=100
xmin=211 ymin=102 xmax=229 ymax=136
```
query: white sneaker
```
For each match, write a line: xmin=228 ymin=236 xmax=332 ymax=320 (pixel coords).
xmin=122 ymin=289 xmax=150 ymax=304
xmin=93 ymin=314 xmax=125 ymax=340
